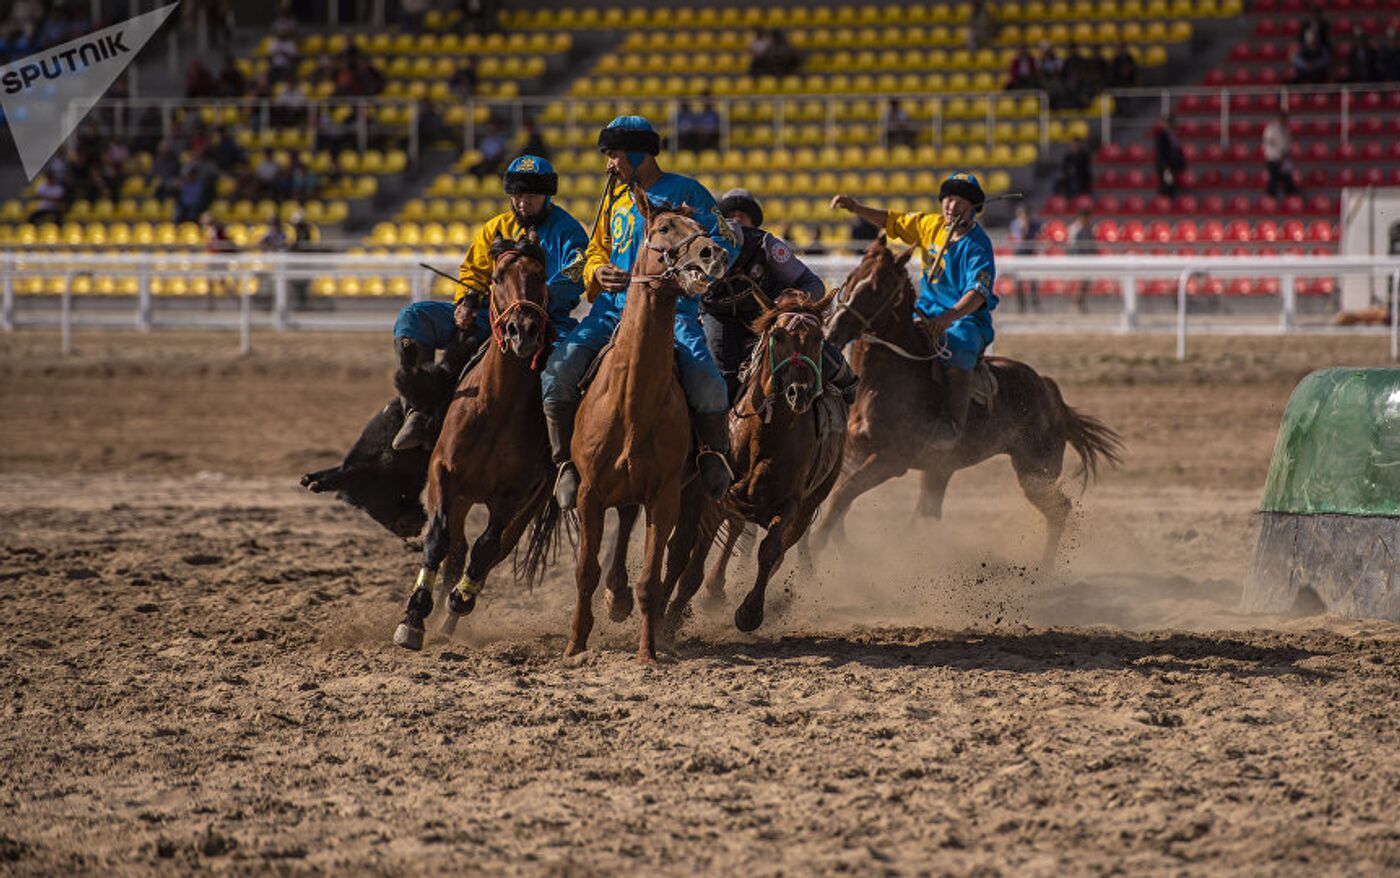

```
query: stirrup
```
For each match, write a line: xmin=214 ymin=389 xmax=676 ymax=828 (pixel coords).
xmin=697 ymin=447 xmax=735 ymax=482
xmin=553 ymin=461 xmax=579 ymax=510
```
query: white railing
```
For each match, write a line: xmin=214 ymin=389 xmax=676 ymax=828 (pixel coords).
xmin=3 ymin=251 xmax=1397 ymax=362
xmin=1100 ymin=83 xmax=1400 ymax=148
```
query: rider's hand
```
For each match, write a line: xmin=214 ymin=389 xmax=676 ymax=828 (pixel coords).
xmin=453 ymin=298 xmax=478 ymax=330
xmin=595 ymin=264 xmax=630 ymax=291
xmin=830 ymin=194 xmax=861 ymax=213
xmin=927 ymin=312 xmax=956 ymax=336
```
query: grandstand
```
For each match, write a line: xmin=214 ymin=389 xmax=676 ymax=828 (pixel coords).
xmin=0 ymin=0 xmax=1396 ymax=318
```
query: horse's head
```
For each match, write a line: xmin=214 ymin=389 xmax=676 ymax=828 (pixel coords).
xmin=749 ymin=288 xmax=835 ymax=415
xmin=632 ymin=183 xmax=727 ymax=296
xmin=488 ymin=231 xmax=550 ymax=362
xmin=824 ymin=233 xmax=915 ymax=349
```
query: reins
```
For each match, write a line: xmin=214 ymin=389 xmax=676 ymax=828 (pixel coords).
xmin=828 ymin=259 xmax=949 ymax=363
xmin=733 ymin=310 xmax=826 ymax=423
xmin=487 ymin=248 xmax=550 ymax=369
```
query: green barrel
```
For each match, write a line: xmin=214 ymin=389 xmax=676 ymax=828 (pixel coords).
xmin=1245 ymin=369 xmax=1400 ymax=619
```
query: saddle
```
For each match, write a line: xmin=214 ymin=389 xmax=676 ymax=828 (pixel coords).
xmin=913 ymin=319 xmax=998 ymax=410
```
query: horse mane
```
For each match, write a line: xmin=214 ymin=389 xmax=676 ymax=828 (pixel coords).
xmin=749 ymin=290 xmax=828 ymax=336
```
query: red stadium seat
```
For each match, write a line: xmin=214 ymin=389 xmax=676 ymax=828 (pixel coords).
xmin=1282 ymin=220 xmax=1306 ymax=242
xmin=1120 ymin=195 xmax=1146 ymax=215
xmin=1227 ymin=220 xmax=1252 ymax=242
xmin=1227 ymin=278 xmax=1253 ymax=296
xmin=1044 ymin=220 xmax=1069 ymax=243
xmin=1306 ymin=221 xmax=1335 ymax=241
xmin=1148 ymin=221 xmax=1172 ymax=243
xmin=1361 ymin=141 xmax=1383 ymax=160
xmin=1175 ymin=194 xmax=1199 ymax=215
xmin=1257 ymin=196 xmax=1280 ymax=215
xmin=1173 ymin=220 xmax=1200 ymax=242
xmin=1255 ymin=277 xmax=1281 ymax=296
xmin=1124 ymin=221 xmax=1147 ymax=243
xmin=1095 ymin=194 xmax=1123 ymax=214
xmin=1338 ymin=168 xmax=1358 ymax=187
xmin=1307 ymin=195 xmax=1334 ymax=215
xmin=1282 ymin=195 xmax=1305 ymax=215
xmin=1203 ymin=220 xmax=1227 ymax=243
xmin=1150 ymin=194 xmax=1173 ymax=214
xmin=1306 ymin=142 xmax=1330 ymax=162
xmin=1203 ymin=195 xmax=1227 ymax=215
xmin=1255 ymin=220 xmax=1280 ymax=242
xmin=1337 ymin=142 xmax=1359 ymax=162
xmin=1071 ymin=194 xmax=1094 ymax=213
xmin=1125 ymin=143 xmax=1149 ymax=163
xmin=1202 ymin=142 xmax=1224 ymax=163
xmin=1045 ymin=195 xmax=1068 ymax=214
xmin=1093 ymin=221 xmax=1121 ymax=243
xmin=1227 ymin=195 xmax=1252 ymax=215
xmin=1099 ymin=168 xmax=1122 ymax=188
xmin=1098 ymin=143 xmax=1124 ymax=163
xmin=1364 ymin=167 xmax=1386 ymax=185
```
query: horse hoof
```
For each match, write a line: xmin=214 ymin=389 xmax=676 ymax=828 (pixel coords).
xmin=734 ymin=602 xmax=764 ymax=633
xmin=635 ymin=652 xmax=658 ymax=666
xmin=394 ymin=623 xmax=424 ymax=651
xmin=439 ymin=611 xmax=461 ymax=638
xmin=563 ymin=642 xmax=585 ymax=658
xmin=606 ymin=588 xmax=633 ymax=622
xmin=446 ymin=590 xmax=476 ymax=616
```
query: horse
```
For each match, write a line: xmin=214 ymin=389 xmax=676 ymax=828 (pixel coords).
xmin=531 ymin=187 xmax=727 ymax=664
xmin=393 ymin=236 xmax=556 ymax=650
xmin=662 ymin=288 xmax=847 ymax=636
xmin=815 ymin=235 xmax=1124 ymax=564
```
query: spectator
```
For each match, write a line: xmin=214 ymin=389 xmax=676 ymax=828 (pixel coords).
xmin=1262 ymin=112 xmax=1299 ymax=198
xmin=1038 ymin=41 xmax=1064 ymax=85
xmin=416 ymin=99 xmax=450 ymax=150
xmin=1057 ymin=137 xmax=1093 ymax=199
xmin=315 ymin=109 xmax=355 ymax=154
xmin=967 ymin=0 xmax=997 ymax=52
xmin=769 ymin=29 xmax=802 ymax=76
xmin=175 ymin=166 xmax=212 ymax=224
xmin=287 ymin=153 xmax=319 ymax=201
xmin=1067 ymin=209 xmax=1097 ymax=313
xmin=1154 ymin=114 xmax=1186 ymax=199
xmin=804 ymin=226 xmax=828 ymax=256
xmin=201 ymin=211 xmax=238 ymax=304
xmin=258 ymin=220 xmax=291 ymax=251
xmin=210 ymin=127 xmax=243 ymax=172
xmin=1345 ymin=36 xmax=1382 ymax=83
xmin=273 ymin=80 xmax=308 ymax=127
xmin=748 ymin=28 xmax=774 ymax=75
xmin=1381 ymin=25 xmax=1400 ymax=81
xmin=29 ymin=172 xmax=67 ymax=224
xmin=288 ymin=208 xmax=316 ymax=250
xmin=450 ymin=57 xmax=478 ymax=96
xmin=468 ymin=123 xmax=508 ymax=177
xmin=400 ymin=0 xmax=432 ymax=30
xmin=1292 ymin=29 xmax=1331 ymax=84
xmin=884 ymin=99 xmax=916 ymax=149
xmin=1007 ymin=205 xmax=1041 ymax=313
xmin=1006 ymin=44 xmax=1037 ymax=90
xmin=1301 ymin=2 xmax=1330 ymax=53
xmin=151 ymin=141 xmax=182 ymax=199
xmin=250 ymin=148 xmax=281 ymax=199
xmin=185 ymin=59 xmax=217 ymax=98
xmin=676 ymin=102 xmax=704 ymax=151
xmin=267 ymin=30 xmax=299 ymax=84
xmin=216 ymin=57 xmax=247 ymax=97
xmin=693 ymin=99 xmax=721 ymax=151
xmin=1062 ymin=43 xmax=1095 ymax=109
xmin=1110 ymin=43 xmax=1138 ymax=87
xmin=520 ymin=117 xmax=551 ymax=159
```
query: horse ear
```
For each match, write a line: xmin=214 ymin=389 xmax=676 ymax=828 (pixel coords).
xmin=894 ymin=246 xmax=915 ymax=267
xmin=814 ymin=287 xmax=837 ymax=313
xmin=876 ymin=231 xmax=888 ymax=247
xmin=488 ymin=233 xmax=512 ymax=260
xmin=629 ymin=182 xmax=655 ymax=221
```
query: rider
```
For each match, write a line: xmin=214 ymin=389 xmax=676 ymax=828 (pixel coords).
xmin=391 ymin=154 xmax=587 ymax=451
xmin=704 ymin=188 xmax=859 ymax=404
xmin=541 ymin=115 xmax=740 ymax=509
xmin=830 ymin=172 xmax=998 ymax=449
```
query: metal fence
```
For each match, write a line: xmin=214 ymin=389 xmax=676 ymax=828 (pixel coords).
xmin=4 ymin=251 xmax=1397 ymax=361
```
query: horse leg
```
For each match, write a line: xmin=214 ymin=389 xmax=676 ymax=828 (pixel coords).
xmin=604 ymin=505 xmax=640 ymax=623
xmin=395 ymin=481 xmax=465 ymax=650
xmin=1012 ymin=448 xmax=1071 ymax=568
xmin=564 ymin=496 xmax=605 ymax=657
xmin=700 ymin=518 xmax=743 ymax=609
xmin=916 ymin=465 xmax=955 ymax=519
xmin=812 ymin=453 xmax=906 ymax=551
xmin=635 ymin=489 xmax=679 ymax=665
xmin=661 ymin=508 xmax=722 ymax=644
xmin=659 ymin=483 xmax=706 ymax=610
xmin=735 ymin=505 xmax=800 ymax=633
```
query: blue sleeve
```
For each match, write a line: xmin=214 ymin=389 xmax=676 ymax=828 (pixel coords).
xmin=964 ymin=233 xmax=997 ymax=311
xmin=545 ymin=215 xmax=587 ymax=337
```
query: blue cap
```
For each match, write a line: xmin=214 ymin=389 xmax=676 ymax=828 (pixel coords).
xmin=502 ymin=154 xmax=558 ymax=195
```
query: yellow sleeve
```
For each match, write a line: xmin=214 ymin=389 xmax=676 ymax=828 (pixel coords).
xmin=883 ymin=210 xmax=944 ymax=250
xmin=581 ymin=196 xmax=615 ymax=302
xmin=455 ymin=217 xmax=498 ymax=303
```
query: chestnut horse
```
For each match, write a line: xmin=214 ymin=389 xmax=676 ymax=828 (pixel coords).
xmin=394 ymin=237 xmax=555 ymax=650
xmin=815 ymin=235 xmax=1123 ymax=563
xmin=663 ymin=289 xmax=846 ymax=636
xmin=537 ymin=189 xmax=727 ymax=664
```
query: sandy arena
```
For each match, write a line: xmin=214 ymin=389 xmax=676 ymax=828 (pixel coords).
xmin=3 ymin=329 xmax=1400 ymax=876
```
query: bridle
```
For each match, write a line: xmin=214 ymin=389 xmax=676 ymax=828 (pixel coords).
xmin=734 ymin=310 xmax=825 ymax=421
xmin=826 ymin=257 xmax=948 ymax=363
xmin=488 ymin=247 xmax=550 ymax=369
xmin=629 ymin=211 xmax=722 ymax=289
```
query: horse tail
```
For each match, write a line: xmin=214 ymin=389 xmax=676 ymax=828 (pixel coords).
xmin=517 ymin=490 xmax=573 ymax=591
xmin=1047 ymin=377 xmax=1125 ymax=488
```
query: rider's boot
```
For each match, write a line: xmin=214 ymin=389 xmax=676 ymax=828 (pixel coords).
xmin=694 ymin=410 xmax=735 ymax=501
xmin=392 ymin=337 xmax=438 ymax=451
xmin=822 ymin=341 xmax=860 ymax=405
xmin=929 ymin=365 xmax=973 ymax=452
xmin=544 ymin=401 xmax=580 ymax=510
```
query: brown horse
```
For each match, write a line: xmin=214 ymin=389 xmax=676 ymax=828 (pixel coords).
xmin=548 ymin=189 xmax=727 ymax=664
xmin=663 ymin=289 xmax=847 ymax=636
xmin=815 ymin=235 xmax=1123 ymax=564
xmin=393 ymin=236 xmax=555 ymax=650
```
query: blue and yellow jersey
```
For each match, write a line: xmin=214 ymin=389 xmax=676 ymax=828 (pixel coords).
xmin=583 ymin=172 xmax=739 ymax=302
xmin=884 ymin=211 xmax=998 ymax=324
xmin=457 ymin=206 xmax=588 ymax=338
